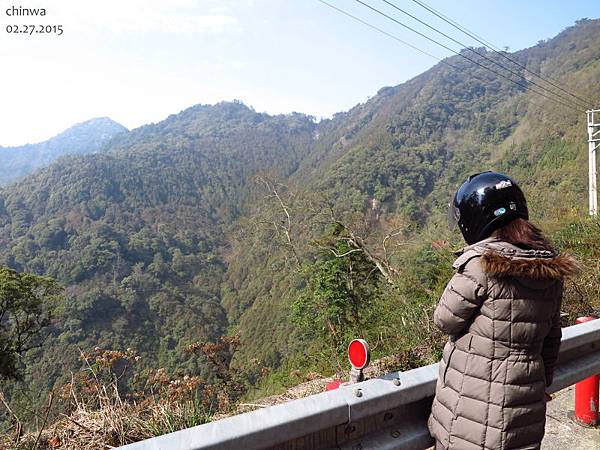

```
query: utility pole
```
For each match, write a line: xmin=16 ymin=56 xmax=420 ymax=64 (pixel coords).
xmin=588 ymin=110 xmax=600 ymax=216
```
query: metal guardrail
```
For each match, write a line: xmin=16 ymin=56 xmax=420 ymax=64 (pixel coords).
xmin=119 ymin=320 xmax=600 ymax=450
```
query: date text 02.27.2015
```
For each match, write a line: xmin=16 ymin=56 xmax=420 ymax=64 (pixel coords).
xmin=6 ymin=24 xmax=64 ymax=36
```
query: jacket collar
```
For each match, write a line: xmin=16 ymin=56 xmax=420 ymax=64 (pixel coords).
xmin=455 ymin=237 xmax=557 ymax=258
xmin=453 ymin=237 xmax=579 ymax=279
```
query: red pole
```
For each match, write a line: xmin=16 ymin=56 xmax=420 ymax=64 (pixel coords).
xmin=574 ymin=316 xmax=599 ymax=426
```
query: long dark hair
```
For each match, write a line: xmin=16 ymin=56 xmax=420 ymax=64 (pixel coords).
xmin=491 ymin=218 xmax=555 ymax=252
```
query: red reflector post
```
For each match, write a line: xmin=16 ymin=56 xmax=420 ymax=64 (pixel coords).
xmin=348 ymin=339 xmax=370 ymax=370
xmin=575 ymin=316 xmax=599 ymax=426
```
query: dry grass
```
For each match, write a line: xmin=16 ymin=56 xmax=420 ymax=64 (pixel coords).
xmin=1 ymin=393 xmax=211 ymax=450
xmin=0 ymin=349 xmax=213 ymax=450
xmin=0 ymin=347 xmax=417 ymax=450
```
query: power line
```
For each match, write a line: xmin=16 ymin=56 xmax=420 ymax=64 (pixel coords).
xmin=351 ymin=0 xmax=581 ymax=112
xmin=410 ymin=0 xmax=593 ymax=108
xmin=408 ymin=0 xmax=593 ymax=109
xmin=317 ymin=0 xmax=580 ymax=113
xmin=411 ymin=0 xmax=496 ymax=49
xmin=316 ymin=0 xmax=552 ymax=114
xmin=318 ymin=0 xmax=459 ymax=70
xmin=377 ymin=0 xmax=589 ymax=110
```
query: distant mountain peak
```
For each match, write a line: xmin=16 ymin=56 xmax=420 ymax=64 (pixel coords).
xmin=46 ymin=117 xmax=128 ymax=143
xmin=0 ymin=118 xmax=128 ymax=185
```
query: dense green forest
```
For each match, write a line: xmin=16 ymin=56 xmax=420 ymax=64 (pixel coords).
xmin=1 ymin=18 xmax=600 ymax=446
xmin=0 ymin=118 xmax=127 ymax=186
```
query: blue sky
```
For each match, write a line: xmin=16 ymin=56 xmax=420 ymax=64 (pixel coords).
xmin=0 ymin=0 xmax=597 ymax=146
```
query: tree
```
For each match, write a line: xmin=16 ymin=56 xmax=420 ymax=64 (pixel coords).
xmin=292 ymin=238 xmax=381 ymax=361
xmin=0 ymin=267 xmax=63 ymax=380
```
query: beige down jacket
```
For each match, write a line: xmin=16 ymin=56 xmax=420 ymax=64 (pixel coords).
xmin=428 ymin=238 xmax=578 ymax=450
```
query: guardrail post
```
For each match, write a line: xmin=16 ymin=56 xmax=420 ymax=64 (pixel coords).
xmin=574 ymin=316 xmax=599 ymax=426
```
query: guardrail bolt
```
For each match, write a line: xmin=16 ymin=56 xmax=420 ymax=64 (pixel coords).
xmin=345 ymin=425 xmax=357 ymax=435
xmin=353 ymin=388 xmax=363 ymax=398
xmin=393 ymin=378 xmax=401 ymax=386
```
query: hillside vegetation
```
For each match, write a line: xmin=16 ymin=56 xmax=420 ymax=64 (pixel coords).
xmin=0 ymin=18 xmax=599 ymax=448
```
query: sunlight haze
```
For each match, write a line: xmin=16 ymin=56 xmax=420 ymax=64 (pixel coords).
xmin=0 ymin=0 xmax=597 ymax=146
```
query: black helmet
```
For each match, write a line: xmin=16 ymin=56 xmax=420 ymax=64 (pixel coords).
xmin=448 ymin=171 xmax=528 ymax=245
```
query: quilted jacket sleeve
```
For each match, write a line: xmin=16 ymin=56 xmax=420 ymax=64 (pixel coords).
xmin=434 ymin=256 xmax=487 ymax=336
xmin=541 ymin=298 xmax=562 ymax=387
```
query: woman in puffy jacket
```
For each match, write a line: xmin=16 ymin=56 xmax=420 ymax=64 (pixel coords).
xmin=428 ymin=172 xmax=578 ymax=450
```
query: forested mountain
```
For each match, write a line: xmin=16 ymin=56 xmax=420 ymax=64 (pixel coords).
xmin=0 ymin=117 xmax=127 ymax=186
xmin=0 ymin=102 xmax=318 ymax=419
xmin=1 ymin=18 xmax=599 ymax=435
xmin=226 ymin=18 xmax=600 ymax=369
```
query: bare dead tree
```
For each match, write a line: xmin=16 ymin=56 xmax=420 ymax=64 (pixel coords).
xmin=250 ymin=178 xmax=434 ymax=295
xmin=323 ymin=202 xmax=403 ymax=284
xmin=255 ymin=176 xmax=301 ymax=269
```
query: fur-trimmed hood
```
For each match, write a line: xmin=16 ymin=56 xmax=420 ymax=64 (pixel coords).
xmin=481 ymin=251 xmax=579 ymax=279
xmin=454 ymin=237 xmax=579 ymax=280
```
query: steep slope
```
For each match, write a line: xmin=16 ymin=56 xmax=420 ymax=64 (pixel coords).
xmin=225 ymin=18 xmax=600 ymax=370
xmin=301 ymin=18 xmax=599 ymax=221
xmin=0 ymin=117 xmax=128 ymax=185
